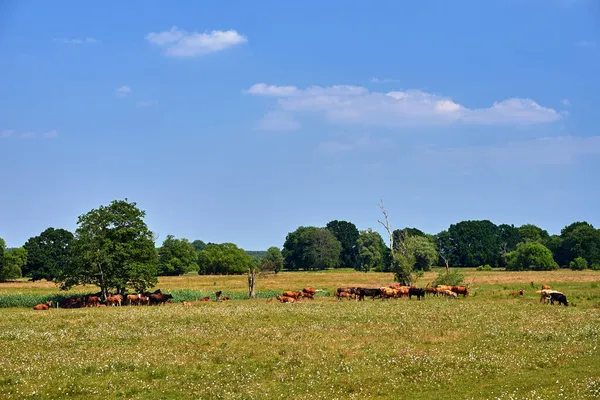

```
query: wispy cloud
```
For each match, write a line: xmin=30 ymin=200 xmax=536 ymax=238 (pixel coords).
xmin=561 ymin=99 xmax=571 ymax=106
xmin=317 ymin=135 xmax=390 ymax=154
xmin=424 ymin=136 xmax=600 ymax=166
xmin=370 ymin=77 xmax=402 ymax=83
xmin=256 ymin=111 xmax=300 ymax=131
xmin=53 ymin=37 xmax=99 ymax=45
xmin=247 ymin=83 xmax=564 ymax=129
xmin=145 ymin=26 xmax=247 ymax=57
xmin=136 ymin=100 xmax=157 ymax=108
xmin=1 ymin=129 xmax=59 ymax=140
xmin=115 ymin=86 xmax=131 ymax=97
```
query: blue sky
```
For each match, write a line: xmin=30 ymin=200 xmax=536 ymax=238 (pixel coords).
xmin=1 ymin=0 xmax=599 ymax=249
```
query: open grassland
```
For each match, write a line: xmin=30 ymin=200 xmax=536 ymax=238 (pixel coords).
xmin=1 ymin=270 xmax=600 ymax=399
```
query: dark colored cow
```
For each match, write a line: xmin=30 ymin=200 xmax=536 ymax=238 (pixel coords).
xmin=149 ymin=293 xmax=173 ymax=305
xmin=549 ymin=292 xmax=568 ymax=306
xmin=408 ymin=287 xmax=425 ymax=300
xmin=356 ymin=288 xmax=380 ymax=301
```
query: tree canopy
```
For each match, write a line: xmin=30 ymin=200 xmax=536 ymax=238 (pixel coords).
xmin=504 ymin=242 xmax=559 ymax=271
xmin=56 ymin=199 xmax=159 ymax=298
xmin=197 ymin=243 xmax=254 ymax=275
xmin=23 ymin=227 xmax=74 ymax=281
xmin=282 ymin=226 xmax=342 ymax=270
xmin=158 ymin=235 xmax=198 ymax=276
xmin=356 ymin=229 xmax=386 ymax=272
xmin=326 ymin=220 xmax=360 ymax=268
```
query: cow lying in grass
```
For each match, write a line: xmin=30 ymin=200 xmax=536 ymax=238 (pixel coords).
xmin=510 ymin=289 xmax=525 ymax=296
xmin=33 ymin=301 xmax=52 ymax=310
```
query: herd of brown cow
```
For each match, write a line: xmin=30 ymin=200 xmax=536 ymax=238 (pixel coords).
xmin=32 ymin=289 xmax=174 ymax=310
xmin=267 ymin=287 xmax=320 ymax=303
xmin=333 ymin=284 xmax=469 ymax=301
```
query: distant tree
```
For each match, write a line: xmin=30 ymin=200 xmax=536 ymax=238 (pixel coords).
xmin=197 ymin=243 xmax=254 ymax=275
xmin=192 ymin=240 xmax=207 ymax=252
xmin=545 ymin=235 xmax=568 ymax=267
xmin=434 ymin=230 xmax=452 ymax=271
xmin=158 ymin=235 xmax=199 ymax=276
xmin=57 ymin=199 xmax=159 ymax=299
xmin=504 ymin=242 xmax=559 ymax=271
xmin=23 ymin=228 xmax=74 ymax=281
xmin=405 ymin=236 xmax=438 ymax=271
xmin=570 ymin=256 xmax=588 ymax=271
xmin=560 ymin=222 xmax=600 ymax=267
xmin=246 ymin=250 xmax=268 ymax=263
xmin=356 ymin=229 xmax=386 ymax=272
xmin=518 ymin=224 xmax=550 ymax=243
xmin=447 ymin=220 xmax=501 ymax=267
xmin=258 ymin=246 xmax=284 ymax=274
xmin=282 ymin=226 xmax=342 ymax=271
xmin=1 ymin=247 xmax=26 ymax=281
xmin=326 ymin=220 xmax=360 ymax=268
xmin=0 ymin=238 xmax=5 ymax=279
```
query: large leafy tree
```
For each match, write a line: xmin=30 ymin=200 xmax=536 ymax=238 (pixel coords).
xmin=258 ymin=246 xmax=284 ymax=274
xmin=158 ymin=235 xmax=199 ymax=276
xmin=446 ymin=220 xmax=501 ymax=267
xmin=0 ymin=238 xmax=5 ymax=279
xmin=1 ymin=247 xmax=26 ymax=281
xmin=518 ymin=224 xmax=550 ymax=243
xmin=326 ymin=220 xmax=360 ymax=268
xmin=434 ymin=230 xmax=452 ymax=270
xmin=192 ymin=240 xmax=207 ymax=252
xmin=197 ymin=243 xmax=254 ymax=275
xmin=282 ymin=226 xmax=342 ymax=271
xmin=23 ymin=228 xmax=74 ymax=281
xmin=560 ymin=222 xmax=600 ymax=266
xmin=356 ymin=229 xmax=386 ymax=272
xmin=504 ymin=242 xmax=559 ymax=271
xmin=405 ymin=236 xmax=438 ymax=271
xmin=58 ymin=199 xmax=159 ymax=298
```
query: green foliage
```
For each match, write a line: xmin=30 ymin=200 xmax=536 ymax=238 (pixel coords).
xmin=432 ymin=269 xmax=465 ymax=286
xmin=58 ymin=199 xmax=159 ymax=297
xmin=326 ymin=220 xmax=360 ymax=268
xmin=356 ymin=229 xmax=385 ymax=272
xmin=158 ymin=235 xmax=199 ymax=276
xmin=505 ymin=242 xmax=559 ymax=271
xmin=591 ymin=263 xmax=600 ymax=271
xmin=22 ymin=228 xmax=74 ymax=281
xmin=0 ymin=247 xmax=26 ymax=281
xmin=405 ymin=235 xmax=438 ymax=271
xmin=191 ymin=240 xmax=207 ymax=252
xmin=518 ymin=224 xmax=550 ymax=243
xmin=570 ymin=257 xmax=588 ymax=271
xmin=246 ymin=250 xmax=267 ymax=262
xmin=282 ymin=226 xmax=342 ymax=271
xmin=392 ymin=253 xmax=415 ymax=286
xmin=445 ymin=220 xmax=502 ymax=267
xmin=560 ymin=222 xmax=600 ymax=267
xmin=0 ymin=239 xmax=4 ymax=279
xmin=258 ymin=246 xmax=284 ymax=273
xmin=197 ymin=243 xmax=254 ymax=275
xmin=476 ymin=264 xmax=493 ymax=271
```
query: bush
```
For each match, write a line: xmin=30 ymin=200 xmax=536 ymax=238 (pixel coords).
xmin=431 ymin=269 xmax=465 ymax=286
xmin=570 ymin=257 xmax=588 ymax=271
xmin=590 ymin=263 xmax=600 ymax=271
xmin=476 ymin=264 xmax=493 ymax=271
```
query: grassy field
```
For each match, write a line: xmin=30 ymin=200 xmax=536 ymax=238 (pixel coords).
xmin=1 ymin=269 xmax=599 ymax=399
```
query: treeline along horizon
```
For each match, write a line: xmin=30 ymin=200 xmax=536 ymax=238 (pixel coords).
xmin=1 ymin=198 xmax=600 ymax=285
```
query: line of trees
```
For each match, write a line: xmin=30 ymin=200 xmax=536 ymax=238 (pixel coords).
xmin=2 ymin=198 xmax=600 ymax=294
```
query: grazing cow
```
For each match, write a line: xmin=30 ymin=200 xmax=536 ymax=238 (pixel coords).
xmin=199 ymin=296 xmax=210 ymax=302
xmin=86 ymin=296 xmax=101 ymax=307
xmin=149 ymin=293 xmax=173 ymax=305
xmin=451 ymin=286 xmax=469 ymax=297
xmin=334 ymin=287 xmax=356 ymax=299
xmin=126 ymin=294 xmax=140 ymax=306
xmin=302 ymin=292 xmax=314 ymax=300
xmin=282 ymin=291 xmax=302 ymax=299
xmin=444 ymin=290 xmax=458 ymax=300
xmin=510 ymin=290 xmax=525 ymax=296
xmin=425 ymin=287 xmax=437 ymax=296
xmin=33 ymin=301 xmax=52 ymax=310
xmin=302 ymin=287 xmax=317 ymax=295
xmin=380 ymin=287 xmax=396 ymax=300
xmin=549 ymin=292 xmax=568 ymax=306
xmin=537 ymin=289 xmax=561 ymax=303
xmin=106 ymin=295 xmax=122 ymax=306
xmin=408 ymin=287 xmax=425 ymax=300
xmin=355 ymin=288 xmax=380 ymax=301
xmin=337 ymin=291 xmax=355 ymax=300
xmin=541 ymin=284 xmax=551 ymax=290
xmin=182 ymin=301 xmax=192 ymax=306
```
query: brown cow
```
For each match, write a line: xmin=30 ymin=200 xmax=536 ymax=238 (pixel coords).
xmin=33 ymin=301 xmax=52 ymax=310
xmin=199 ymin=296 xmax=210 ymax=302
xmin=302 ymin=292 xmax=314 ymax=300
xmin=451 ymin=286 xmax=469 ymax=297
xmin=282 ymin=291 xmax=302 ymax=299
xmin=276 ymin=295 xmax=295 ymax=303
xmin=149 ymin=293 xmax=173 ymax=305
xmin=126 ymin=294 xmax=140 ymax=306
xmin=334 ymin=287 xmax=356 ymax=299
xmin=182 ymin=301 xmax=192 ymax=306
xmin=222 ymin=296 xmax=231 ymax=301
xmin=541 ymin=284 xmax=551 ymax=290
xmin=510 ymin=290 xmax=525 ymax=296
xmin=86 ymin=296 xmax=101 ymax=307
xmin=106 ymin=295 xmax=122 ymax=306
xmin=302 ymin=287 xmax=317 ymax=295
xmin=337 ymin=291 xmax=355 ymax=300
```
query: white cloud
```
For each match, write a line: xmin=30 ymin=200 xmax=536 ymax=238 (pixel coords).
xmin=54 ymin=37 xmax=98 ymax=45
xmin=425 ymin=136 xmax=600 ymax=166
xmin=136 ymin=100 xmax=157 ymax=108
xmin=43 ymin=130 xmax=59 ymax=139
xmin=116 ymin=86 xmax=131 ymax=97
xmin=146 ymin=26 xmax=247 ymax=57
xmin=19 ymin=132 xmax=36 ymax=139
xmin=0 ymin=129 xmax=14 ymax=138
xmin=247 ymin=83 xmax=563 ymax=128
xmin=1 ymin=129 xmax=58 ymax=140
xmin=561 ymin=99 xmax=571 ymax=106
xmin=317 ymin=134 xmax=389 ymax=154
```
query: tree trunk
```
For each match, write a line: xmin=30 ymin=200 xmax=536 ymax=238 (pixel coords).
xmin=248 ymin=269 xmax=256 ymax=298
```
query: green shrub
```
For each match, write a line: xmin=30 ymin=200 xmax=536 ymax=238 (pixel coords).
xmin=570 ymin=257 xmax=588 ymax=271
xmin=476 ymin=264 xmax=493 ymax=271
xmin=590 ymin=263 xmax=600 ymax=271
xmin=432 ymin=269 xmax=465 ymax=286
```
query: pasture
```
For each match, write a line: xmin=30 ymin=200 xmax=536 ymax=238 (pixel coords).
xmin=1 ymin=269 xmax=600 ymax=399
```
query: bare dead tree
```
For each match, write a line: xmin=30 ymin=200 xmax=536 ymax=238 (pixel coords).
xmin=248 ymin=266 xmax=257 ymax=298
xmin=377 ymin=199 xmax=394 ymax=257
xmin=440 ymin=254 xmax=449 ymax=272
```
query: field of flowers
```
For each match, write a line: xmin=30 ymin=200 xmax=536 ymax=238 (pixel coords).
xmin=1 ymin=270 xmax=599 ymax=399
